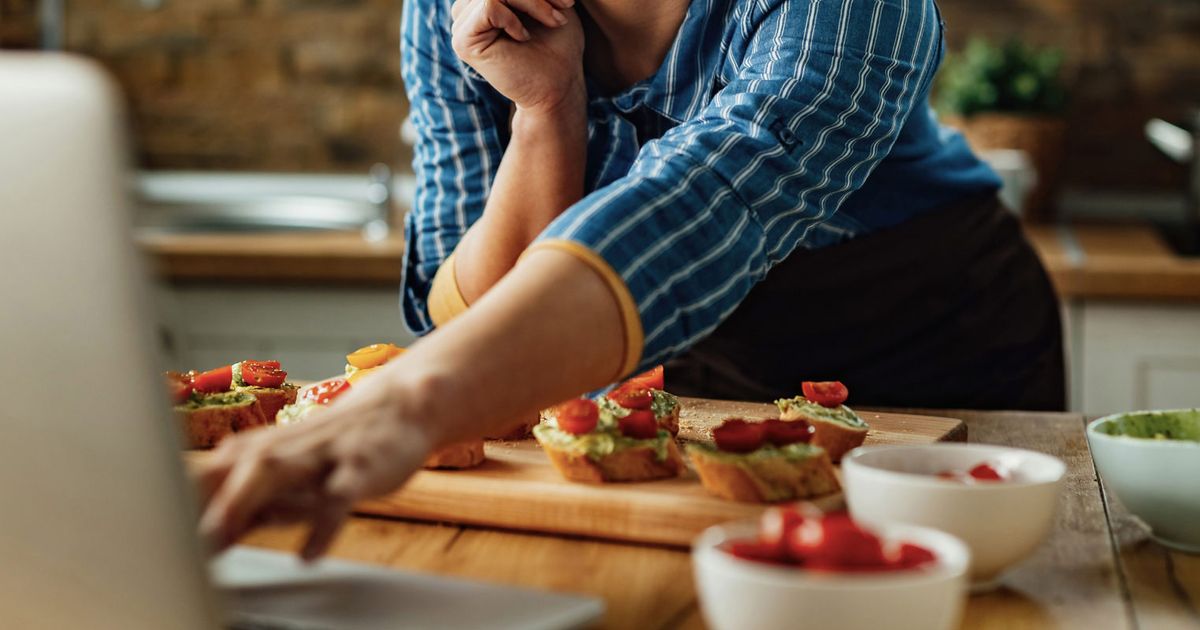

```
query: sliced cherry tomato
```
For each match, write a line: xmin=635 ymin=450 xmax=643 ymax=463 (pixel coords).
xmin=627 ymin=365 xmax=664 ymax=391
xmin=788 ymin=512 xmax=886 ymax=569
xmin=760 ymin=506 xmax=807 ymax=552
xmin=712 ymin=418 xmax=766 ymax=453
xmin=554 ymin=398 xmax=599 ymax=435
xmin=724 ymin=540 xmax=791 ymax=565
xmin=801 ymin=381 xmax=849 ymax=408
xmin=617 ymin=409 xmax=658 ymax=439
xmin=346 ymin=343 xmax=404 ymax=369
xmin=896 ymin=542 xmax=937 ymax=569
xmin=241 ymin=360 xmax=287 ymax=388
xmin=968 ymin=463 xmax=1005 ymax=481
xmin=300 ymin=377 xmax=351 ymax=405
xmin=242 ymin=360 xmax=280 ymax=370
xmin=762 ymin=418 xmax=814 ymax=446
xmin=607 ymin=383 xmax=652 ymax=410
xmin=164 ymin=371 xmax=193 ymax=404
xmin=192 ymin=365 xmax=233 ymax=393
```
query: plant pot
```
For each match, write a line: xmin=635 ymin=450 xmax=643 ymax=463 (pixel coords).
xmin=943 ymin=113 xmax=1066 ymax=222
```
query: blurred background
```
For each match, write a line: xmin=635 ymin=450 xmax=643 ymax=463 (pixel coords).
xmin=1 ymin=0 xmax=1198 ymax=413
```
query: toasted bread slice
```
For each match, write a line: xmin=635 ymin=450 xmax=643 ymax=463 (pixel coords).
xmin=176 ymin=397 xmax=269 ymax=449
xmin=777 ymin=401 xmax=869 ymax=463
xmin=239 ymin=383 xmax=298 ymax=423
xmin=687 ymin=445 xmax=841 ymax=503
xmin=541 ymin=439 xmax=683 ymax=483
xmin=423 ymin=439 xmax=486 ymax=469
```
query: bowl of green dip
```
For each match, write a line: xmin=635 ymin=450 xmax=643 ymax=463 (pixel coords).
xmin=1087 ymin=409 xmax=1200 ymax=553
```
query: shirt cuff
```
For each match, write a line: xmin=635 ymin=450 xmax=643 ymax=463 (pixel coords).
xmin=428 ymin=251 xmax=470 ymax=326
xmin=524 ymin=239 xmax=644 ymax=380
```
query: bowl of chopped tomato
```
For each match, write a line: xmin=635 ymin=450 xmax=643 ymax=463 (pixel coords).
xmin=842 ymin=444 xmax=1065 ymax=590
xmin=692 ymin=507 xmax=969 ymax=630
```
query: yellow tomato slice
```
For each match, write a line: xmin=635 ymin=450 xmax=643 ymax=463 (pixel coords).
xmin=346 ymin=366 xmax=380 ymax=385
xmin=346 ymin=343 xmax=404 ymax=369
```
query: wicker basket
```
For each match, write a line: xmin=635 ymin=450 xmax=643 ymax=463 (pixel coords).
xmin=943 ymin=114 xmax=1066 ymax=222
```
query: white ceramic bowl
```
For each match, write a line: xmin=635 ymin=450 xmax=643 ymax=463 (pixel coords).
xmin=842 ymin=444 xmax=1065 ymax=588
xmin=692 ymin=521 xmax=969 ymax=630
xmin=1087 ymin=409 xmax=1200 ymax=553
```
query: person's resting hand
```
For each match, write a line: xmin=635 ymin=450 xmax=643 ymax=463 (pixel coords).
xmin=450 ymin=0 xmax=584 ymax=115
xmin=194 ymin=372 xmax=439 ymax=561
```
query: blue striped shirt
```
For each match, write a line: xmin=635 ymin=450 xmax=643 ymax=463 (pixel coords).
xmin=400 ymin=0 xmax=1000 ymax=372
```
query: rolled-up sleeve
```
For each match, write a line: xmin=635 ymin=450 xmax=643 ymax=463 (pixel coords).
xmin=533 ymin=0 xmax=943 ymax=373
xmin=400 ymin=0 xmax=503 ymax=335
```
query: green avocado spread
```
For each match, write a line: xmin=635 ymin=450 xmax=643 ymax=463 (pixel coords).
xmin=175 ymin=390 xmax=255 ymax=411
xmin=1096 ymin=409 xmax=1200 ymax=442
xmin=535 ymin=401 xmax=673 ymax=462
xmin=774 ymin=396 xmax=866 ymax=428
xmin=597 ymin=389 xmax=678 ymax=421
xmin=686 ymin=441 xmax=825 ymax=463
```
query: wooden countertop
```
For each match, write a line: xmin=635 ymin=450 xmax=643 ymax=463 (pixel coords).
xmin=243 ymin=409 xmax=1198 ymax=629
xmin=138 ymin=223 xmax=1200 ymax=300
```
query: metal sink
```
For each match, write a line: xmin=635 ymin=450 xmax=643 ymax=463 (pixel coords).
xmin=137 ymin=196 xmax=382 ymax=234
xmin=133 ymin=168 xmax=412 ymax=239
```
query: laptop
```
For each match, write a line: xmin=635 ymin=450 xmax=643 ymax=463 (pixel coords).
xmin=0 ymin=53 xmax=604 ymax=630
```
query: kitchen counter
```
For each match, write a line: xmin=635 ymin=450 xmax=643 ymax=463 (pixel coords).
xmin=138 ymin=223 xmax=1200 ymax=300
xmin=1025 ymin=223 xmax=1200 ymax=302
xmin=242 ymin=409 xmax=1198 ymax=629
xmin=137 ymin=230 xmax=405 ymax=285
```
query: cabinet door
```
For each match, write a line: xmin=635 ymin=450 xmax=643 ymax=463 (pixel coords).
xmin=1080 ymin=302 xmax=1200 ymax=415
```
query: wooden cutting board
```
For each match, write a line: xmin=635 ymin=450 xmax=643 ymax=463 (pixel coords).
xmin=355 ymin=398 xmax=966 ymax=548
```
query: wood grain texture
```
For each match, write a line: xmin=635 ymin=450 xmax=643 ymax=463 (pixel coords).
xmin=354 ymin=401 xmax=964 ymax=547
xmin=242 ymin=410 xmax=1200 ymax=629
xmin=928 ymin=410 xmax=1130 ymax=629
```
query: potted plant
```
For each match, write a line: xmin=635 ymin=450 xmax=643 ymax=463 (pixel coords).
xmin=937 ymin=38 xmax=1068 ymax=221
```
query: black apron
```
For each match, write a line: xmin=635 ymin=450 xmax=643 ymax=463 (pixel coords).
xmin=666 ymin=195 xmax=1066 ymax=411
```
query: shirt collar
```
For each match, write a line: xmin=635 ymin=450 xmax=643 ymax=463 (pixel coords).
xmin=587 ymin=0 xmax=725 ymax=125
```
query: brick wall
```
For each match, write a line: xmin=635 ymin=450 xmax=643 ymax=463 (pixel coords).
xmin=937 ymin=0 xmax=1200 ymax=191
xmin=3 ymin=0 xmax=1197 ymax=192
xmin=57 ymin=0 xmax=409 ymax=172
xmin=0 ymin=0 xmax=40 ymax=48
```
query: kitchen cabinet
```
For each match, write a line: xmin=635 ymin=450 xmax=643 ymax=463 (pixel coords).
xmin=153 ymin=283 xmax=415 ymax=380
xmin=1071 ymin=300 xmax=1200 ymax=415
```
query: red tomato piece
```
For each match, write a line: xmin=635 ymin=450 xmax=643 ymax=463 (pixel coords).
xmin=192 ymin=365 xmax=233 ymax=394
xmin=607 ymin=383 xmax=652 ymax=410
xmin=712 ymin=418 xmax=766 ymax=453
xmin=896 ymin=542 xmax=937 ymax=569
xmin=164 ymin=371 xmax=193 ymax=404
xmin=788 ymin=512 xmax=887 ymax=570
xmin=968 ymin=463 xmax=1005 ymax=481
xmin=554 ymin=398 xmax=599 ymax=435
xmin=762 ymin=418 xmax=814 ymax=446
xmin=300 ymin=377 xmax=351 ymax=405
xmin=628 ymin=365 xmax=664 ymax=391
xmin=759 ymin=506 xmax=807 ymax=551
xmin=724 ymin=540 xmax=791 ymax=566
xmin=801 ymin=381 xmax=849 ymax=408
xmin=617 ymin=409 xmax=658 ymax=439
xmin=241 ymin=360 xmax=287 ymax=388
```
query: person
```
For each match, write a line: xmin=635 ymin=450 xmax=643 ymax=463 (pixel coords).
xmin=196 ymin=0 xmax=1064 ymax=558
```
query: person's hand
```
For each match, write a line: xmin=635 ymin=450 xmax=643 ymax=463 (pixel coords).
xmin=450 ymin=0 xmax=585 ymax=115
xmin=194 ymin=376 xmax=439 ymax=560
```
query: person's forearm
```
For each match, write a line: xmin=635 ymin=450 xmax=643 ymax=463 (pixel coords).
xmin=387 ymin=247 xmax=627 ymax=441
xmin=454 ymin=90 xmax=588 ymax=302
